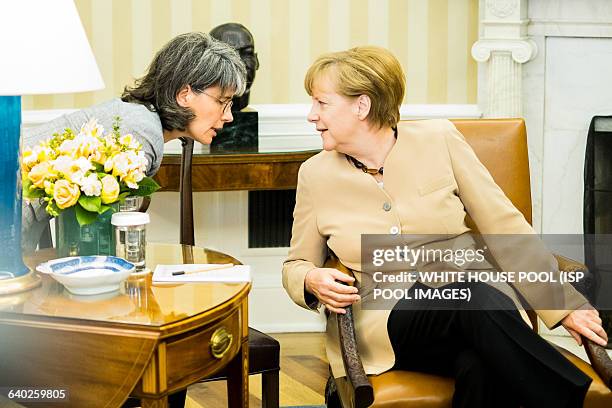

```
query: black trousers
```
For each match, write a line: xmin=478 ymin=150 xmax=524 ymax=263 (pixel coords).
xmin=387 ymin=282 xmax=591 ymax=408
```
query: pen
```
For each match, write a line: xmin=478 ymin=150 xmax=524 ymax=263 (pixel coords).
xmin=171 ymin=263 xmax=234 ymax=276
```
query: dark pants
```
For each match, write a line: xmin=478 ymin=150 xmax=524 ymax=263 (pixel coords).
xmin=387 ymin=282 xmax=591 ymax=408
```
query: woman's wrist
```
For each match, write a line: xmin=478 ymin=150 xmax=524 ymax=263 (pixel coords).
xmin=304 ymin=269 xmax=314 ymax=294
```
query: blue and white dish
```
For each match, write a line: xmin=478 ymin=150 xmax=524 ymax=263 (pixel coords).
xmin=36 ymin=256 xmax=135 ymax=295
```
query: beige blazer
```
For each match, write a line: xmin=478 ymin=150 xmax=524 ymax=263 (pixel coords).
xmin=282 ymin=119 xmax=587 ymax=379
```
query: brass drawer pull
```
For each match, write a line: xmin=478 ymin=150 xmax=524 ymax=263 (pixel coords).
xmin=210 ymin=327 xmax=233 ymax=359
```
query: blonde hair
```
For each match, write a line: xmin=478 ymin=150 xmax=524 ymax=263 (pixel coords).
xmin=304 ymin=46 xmax=405 ymax=129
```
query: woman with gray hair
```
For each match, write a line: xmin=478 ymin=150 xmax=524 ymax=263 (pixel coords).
xmin=22 ymin=32 xmax=246 ymax=250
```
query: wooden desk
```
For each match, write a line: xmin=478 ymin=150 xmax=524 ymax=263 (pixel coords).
xmin=154 ymin=150 xmax=319 ymax=192
xmin=0 ymin=243 xmax=251 ymax=408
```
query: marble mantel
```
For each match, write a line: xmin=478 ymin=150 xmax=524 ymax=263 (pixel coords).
xmin=520 ymin=0 xmax=612 ymax=235
xmin=475 ymin=1 xmax=612 ymax=233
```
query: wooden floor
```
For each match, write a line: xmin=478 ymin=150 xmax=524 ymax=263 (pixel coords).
xmin=185 ymin=332 xmax=328 ymax=408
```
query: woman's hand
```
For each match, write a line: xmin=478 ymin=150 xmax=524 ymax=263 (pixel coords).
xmin=305 ymin=267 xmax=361 ymax=314
xmin=561 ymin=305 xmax=608 ymax=347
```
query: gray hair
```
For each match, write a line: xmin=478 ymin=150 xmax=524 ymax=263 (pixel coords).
xmin=122 ymin=32 xmax=247 ymax=131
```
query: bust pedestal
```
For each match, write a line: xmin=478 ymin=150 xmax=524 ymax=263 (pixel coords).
xmin=210 ymin=108 xmax=258 ymax=153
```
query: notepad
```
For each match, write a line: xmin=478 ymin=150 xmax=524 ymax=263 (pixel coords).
xmin=152 ymin=264 xmax=251 ymax=283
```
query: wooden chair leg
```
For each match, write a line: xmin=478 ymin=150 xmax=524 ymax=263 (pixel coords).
xmin=325 ymin=375 xmax=342 ymax=408
xmin=261 ymin=370 xmax=279 ymax=408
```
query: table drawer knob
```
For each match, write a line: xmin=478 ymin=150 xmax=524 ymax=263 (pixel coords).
xmin=210 ymin=327 xmax=233 ymax=359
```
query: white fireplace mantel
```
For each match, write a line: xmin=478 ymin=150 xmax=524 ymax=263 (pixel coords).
xmin=474 ymin=0 xmax=612 ymax=235
xmin=520 ymin=0 xmax=612 ymax=236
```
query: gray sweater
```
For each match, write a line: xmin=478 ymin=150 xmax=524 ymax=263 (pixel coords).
xmin=22 ymin=98 xmax=165 ymax=250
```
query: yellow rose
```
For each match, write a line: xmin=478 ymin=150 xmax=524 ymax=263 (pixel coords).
xmin=100 ymin=175 xmax=120 ymax=204
xmin=53 ymin=179 xmax=80 ymax=209
xmin=28 ymin=162 xmax=54 ymax=188
xmin=22 ymin=149 xmax=36 ymax=172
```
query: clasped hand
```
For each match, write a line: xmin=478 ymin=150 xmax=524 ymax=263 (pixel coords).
xmin=305 ymin=267 xmax=361 ymax=314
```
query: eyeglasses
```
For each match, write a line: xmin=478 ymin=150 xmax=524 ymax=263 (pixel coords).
xmin=201 ymin=91 xmax=233 ymax=113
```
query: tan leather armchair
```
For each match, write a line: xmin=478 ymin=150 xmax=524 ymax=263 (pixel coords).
xmin=324 ymin=119 xmax=612 ymax=408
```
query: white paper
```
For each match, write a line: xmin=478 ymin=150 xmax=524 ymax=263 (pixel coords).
xmin=152 ymin=264 xmax=251 ymax=283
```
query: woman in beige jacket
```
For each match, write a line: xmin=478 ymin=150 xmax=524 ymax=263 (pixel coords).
xmin=282 ymin=46 xmax=607 ymax=407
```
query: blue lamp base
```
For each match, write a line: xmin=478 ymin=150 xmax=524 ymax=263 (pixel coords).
xmin=0 ymin=96 xmax=40 ymax=294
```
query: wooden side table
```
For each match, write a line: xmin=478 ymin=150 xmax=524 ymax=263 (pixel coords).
xmin=0 ymin=243 xmax=251 ymax=408
xmin=154 ymin=150 xmax=319 ymax=192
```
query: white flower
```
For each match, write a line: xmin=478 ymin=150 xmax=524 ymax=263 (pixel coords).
xmin=89 ymin=149 xmax=106 ymax=165
xmin=52 ymin=155 xmax=92 ymax=185
xmin=111 ymin=152 xmax=130 ymax=178
xmin=74 ymin=133 xmax=101 ymax=158
xmin=69 ymin=158 xmax=92 ymax=185
xmin=74 ymin=157 xmax=93 ymax=173
xmin=58 ymin=138 xmax=78 ymax=156
xmin=69 ymin=170 xmax=86 ymax=185
xmin=103 ymin=157 xmax=113 ymax=173
xmin=104 ymin=133 xmax=121 ymax=154
xmin=135 ymin=151 xmax=148 ymax=173
xmin=123 ymin=169 xmax=145 ymax=189
xmin=23 ymin=145 xmax=52 ymax=169
xmin=53 ymin=155 xmax=75 ymax=176
xmin=79 ymin=118 xmax=104 ymax=138
xmin=80 ymin=173 xmax=102 ymax=196
xmin=119 ymin=133 xmax=140 ymax=150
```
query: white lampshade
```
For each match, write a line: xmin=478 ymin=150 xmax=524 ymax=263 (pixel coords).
xmin=0 ymin=0 xmax=104 ymax=95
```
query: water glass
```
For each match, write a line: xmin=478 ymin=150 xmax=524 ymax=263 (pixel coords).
xmin=119 ymin=196 xmax=144 ymax=212
xmin=111 ymin=212 xmax=150 ymax=271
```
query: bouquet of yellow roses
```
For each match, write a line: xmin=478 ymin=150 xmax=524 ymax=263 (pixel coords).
xmin=22 ymin=117 xmax=160 ymax=226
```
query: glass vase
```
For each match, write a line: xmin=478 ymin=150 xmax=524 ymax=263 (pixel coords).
xmin=55 ymin=205 xmax=118 ymax=258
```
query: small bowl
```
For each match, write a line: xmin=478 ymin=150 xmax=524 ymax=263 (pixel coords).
xmin=36 ymin=256 xmax=135 ymax=295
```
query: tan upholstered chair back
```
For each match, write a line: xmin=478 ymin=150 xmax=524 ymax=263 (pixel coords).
xmin=397 ymin=119 xmax=531 ymax=224
xmin=448 ymin=118 xmax=532 ymax=225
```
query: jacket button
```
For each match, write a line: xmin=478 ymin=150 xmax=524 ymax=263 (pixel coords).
xmin=383 ymin=202 xmax=391 ymax=211
xmin=390 ymin=226 xmax=400 ymax=235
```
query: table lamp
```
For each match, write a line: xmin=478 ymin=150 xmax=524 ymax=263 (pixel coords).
xmin=0 ymin=0 xmax=104 ymax=294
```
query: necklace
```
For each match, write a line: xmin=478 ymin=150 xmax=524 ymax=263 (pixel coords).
xmin=345 ymin=127 xmax=397 ymax=176
xmin=346 ymin=156 xmax=385 ymax=175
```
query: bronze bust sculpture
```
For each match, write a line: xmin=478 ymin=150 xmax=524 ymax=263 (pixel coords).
xmin=208 ymin=23 xmax=259 ymax=152
xmin=210 ymin=23 xmax=259 ymax=111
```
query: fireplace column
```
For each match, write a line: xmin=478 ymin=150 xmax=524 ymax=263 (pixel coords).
xmin=471 ymin=0 xmax=537 ymax=118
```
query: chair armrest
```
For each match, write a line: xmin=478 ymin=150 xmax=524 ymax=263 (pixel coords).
xmin=337 ymin=307 xmax=374 ymax=408
xmin=324 ymin=257 xmax=374 ymax=408
xmin=138 ymin=196 xmax=151 ymax=213
xmin=584 ymin=338 xmax=612 ymax=389
xmin=554 ymin=254 xmax=612 ymax=390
